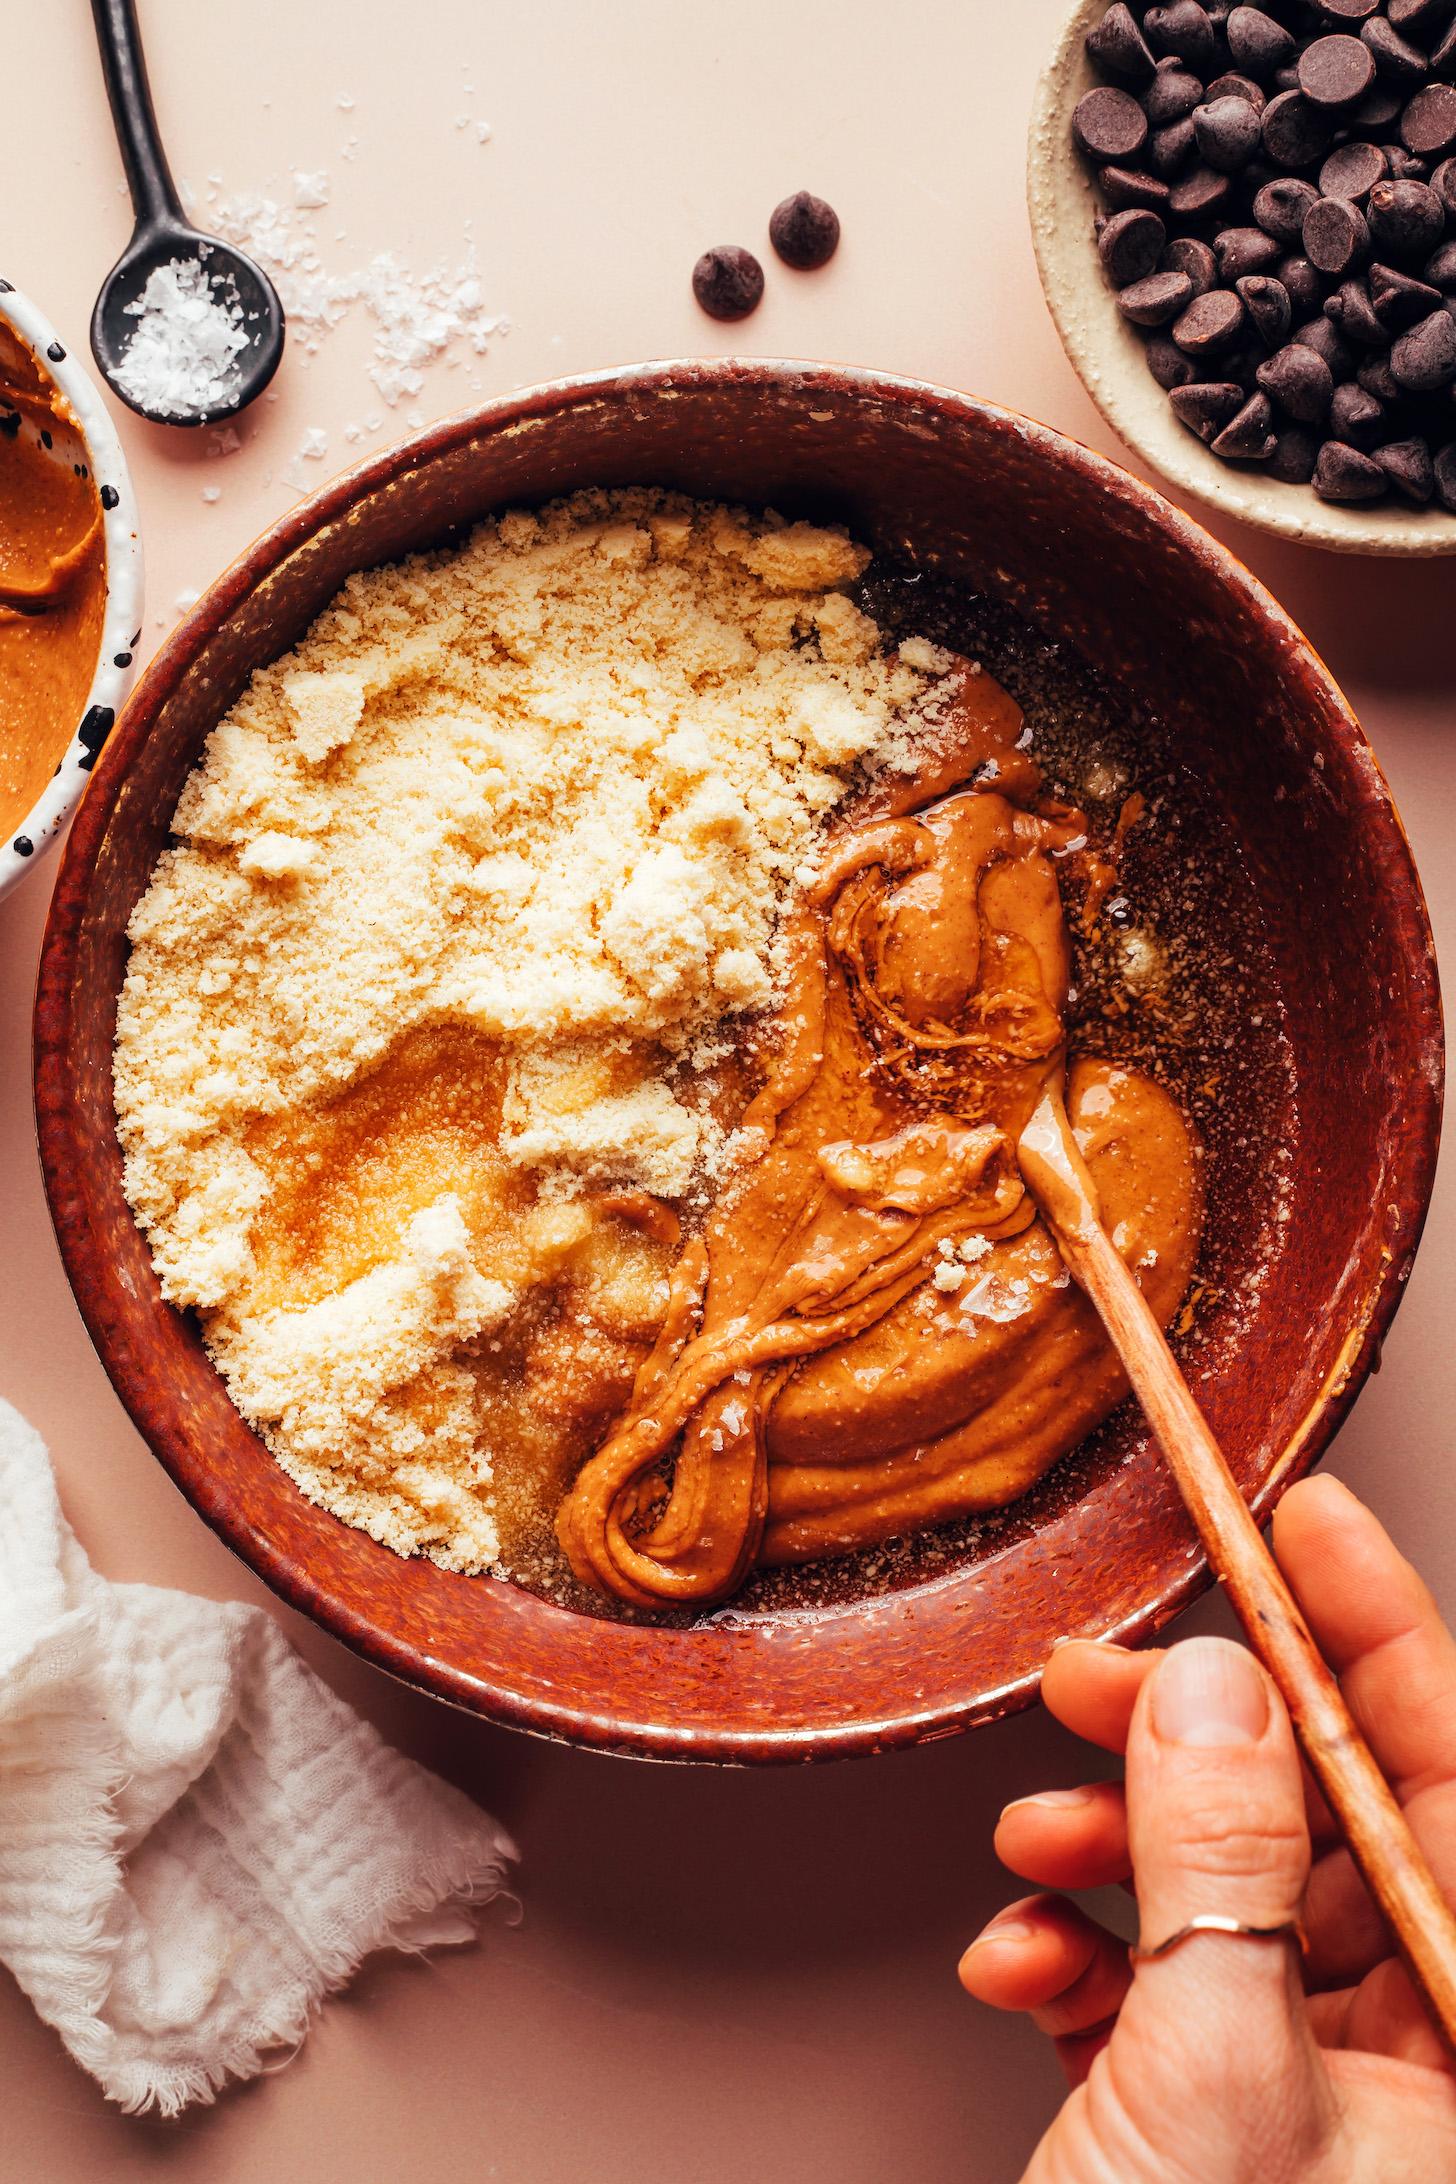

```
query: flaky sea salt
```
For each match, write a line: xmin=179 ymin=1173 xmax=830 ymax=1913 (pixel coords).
xmin=113 ymin=256 xmax=249 ymax=418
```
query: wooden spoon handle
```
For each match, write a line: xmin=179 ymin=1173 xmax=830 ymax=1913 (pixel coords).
xmin=1059 ymin=1203 xmax=1456 ymax=2049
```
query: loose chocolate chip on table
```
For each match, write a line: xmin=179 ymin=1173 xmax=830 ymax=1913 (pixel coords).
xmin=1227 ymin=6 xmax=1295 ymax=80
xmin=1169 ymin=380 xmax=1247 ymax=439
xmin=1314 ymin=439 xmax=1388 ymax=498
xmin=1263 ymin=89 xmax=1333 ymax=166
xmin=1147 ymin=333 xmax=1202 ymax=387
xmin=1195 ymin=94 xmax=1265 ymax=168
xmin=1357 ymin=355 xmax=1402 ymax=400
xmin=1299 ymin=34 xmax=1375 ymax=109
xmin=1277 ymin=253 xmax=1323 ymax=314
xmin=1368 ymin=178 xmax=1446 ymax=259
xmin=1144 ymin=66 xmax=1206 ymax=127
xmin=1174 ymin=286 xmax=1248 ymax=352
xmin=1303 ymin=194 xmax=1371 ymax=274
xmin=1434 ymin=443 xmax=1456 ymax=514
xmin=1257 ymin=340 xmax=1335 ymax=421
xmin=1087 ymin=2 xmax=1157 ymax=84
xmin=1216 ymin=223 xmax=1284 ymax=278
xmin=1206 ymin=73 xmax=1267 ymax=110
xmin=1361 ymin=20 xmax=1430 ymax=84
xmin=1237 ymin=272 xmax=1292 ymax=344
xmin=1432 ymin=160 xmax=1456 ymax=219
xmin=1100 ymin=207 xmax=1168 ymax=285
xmin=1211 ymin=389 xmax=1279 ymax=457
xmin=1170 ymin=163 xmax=1234 ymax=215
xmin=1101 ymin=165 xmax=1175 ymax=211
xmin=1117 ymin=268 xmax=1197 ymax=323
xmin=1270 ymin=426 xmax=1320 ymax=483
xmin=1324 ymin=274 xmax=1386 ymax=343
xmin=1075 ymin=86 xmax=1151 ymax=163
xmin=769 ymin=192 xmax=841 ymax=271
xmin=1402 ymin=85 xmax=1456 ymax=158
xmin=1164 ymin=234 xmax=1220 ymax=293
xmin=1376 ymin=436 xmax=1436 ymax=502
xmin=1391 ymin=308 xmax=1456 ymax=389
xmin=1254 ymin=175 xmax=1321 ymax=242
xmin=692 ymin=246 xmax=765 ymax=319
xmin=1151 ymin=118 xmax=1200 ymax=176
xmin=1329 ymin=379 xmax=1385 ymax=443
xmin=1427 ymin=240 xmax=1456 ymax=293
xmin=1145 ymin=1 xmax=1218 ymax=70
xmin=1320 ymin=141 xmax=1388 ymax=200
xmin=1370 ymin=260 xmax=1443 ymax=325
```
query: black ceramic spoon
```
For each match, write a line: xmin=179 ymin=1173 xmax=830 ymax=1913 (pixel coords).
xmin=88 ymin=0 xmax=283 ymax=426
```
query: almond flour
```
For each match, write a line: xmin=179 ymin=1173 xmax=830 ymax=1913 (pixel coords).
xmin=114 ymin=490 xmax=951 ymax=1573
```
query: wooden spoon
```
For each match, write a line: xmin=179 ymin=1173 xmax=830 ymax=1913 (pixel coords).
xmin=1018 ymin=1080 xmax=1456 ymax=2051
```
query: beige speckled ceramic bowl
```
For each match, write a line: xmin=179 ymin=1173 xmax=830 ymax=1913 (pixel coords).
xmin=1028 ymin=0 xmax=1456 ymax=558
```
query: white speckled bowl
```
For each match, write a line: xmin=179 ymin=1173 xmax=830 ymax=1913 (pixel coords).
xmin=0 ymin=280 xmax=144 ymax=902
xmin=1028 ymin=0 xmax=1456 ymax=558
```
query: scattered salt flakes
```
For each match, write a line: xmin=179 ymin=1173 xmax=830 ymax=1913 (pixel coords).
xmin=335 ymin=92 xmax=355 ymax=110
xmin=174 ymin=587 xmax=201 ymax=613
xmin=1015 ymin=724 xmax=1034 ymax=750
xmin=340 ymin=137 xmax=360 ymax=161
xmin=454 ymin=114 xmax=470 ymax=129
xmin=299 ymin=426 xmax=329 ymax=460
xmin=932 ymin=1262 xmax=965 ymax=1293
xmin=475 ymin=121 xmax=493 ymax=142
xmin=113 ymin=257 xmax=249 ymax=419
xmin=959 ymin=1233 xmax=993 ymax=1264
xmin=208 ymin=424 xmax=243 ymax=456
xmin=343 ymin=422 xmax=363 ymax=443
xmin=292 ymin=169 xmax=330 ymax=209
xmin=201 ymin=485 xmax=221 ymax=503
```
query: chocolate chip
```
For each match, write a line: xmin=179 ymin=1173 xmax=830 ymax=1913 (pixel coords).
xmin=1391 ymin=307 xmax=1456 ymax=389
xmin=1352 ymin=83 xmax=1404 ymax=131
xmin=1269 ymin=426 xmax=1321 ymax=481
xmin=1257 ymin=339 xmax=1335 ymax=419
xmin=1087 ymin=3 xmax=1158 ymax=84
xmin=1427 ymin=240 xmax=1456 ymax=293
xmin=1432 ymin=159 xmax=1456 ymax=218
xmin=1144 ymin=66 xmax=1207 ymax=126
xmin=1362 ymin=20 xmax=1429 ymax=83
xmin=1195 ymin=93 xmax=1265 ymax=167
xmin=1206 ymin=72 xmax=1267 ymax=110
xmin=1164 ymin=234 xmax=1220 ymax=292
xmin=1211 ymin=388 xmax=1278 ymax=456
xmin=1075 ymin=86 xmax=1151 ymax=163
xmin=1217 ymin=223 xmax=1284 ymax=278
xmin=1330 ymin=378 xmax=1385 ymax=443
xmin=1388 ymin=0 xmax=1447 ymax=32
xmin=1370 ymin=259 xmax=1444 ymax=325
xmin=1294 ymin=313 xmax=1354 ymax=375
xmin=1303 ymin=194 xmax=1370 ymax=273
xmin=1367 ymin=178 xmax=1446 ymax=258
xmin=1384 ymin=145 xmax=1432 ymax=182
xmin=1174 ymin=286 xmax=1248 ymax=351
xmin=1170 ymin=163 xmax=1235 ymax=213
xmin=1169 ymin=380 xmax=1247 ymax=438
xmin=1277 ymin=253 xmax=1323 ymax=313
xmin=1313 ymin=439 xmax=1388 ymax=497
xmin=1402 ymin=85 xmax=1456 ymax=157
xmin=1375 ymin=435 xmax=1437 ymax=501
xmin=1254 ymin=175 xmax=1321 ymax=241
xmin=1431 ymin=19 xmax=1456 ymax=73
xmin=769 ymin=192 xmax=840 ymax=270
xmin=1101 ymin=208 xmax=1169 ymax=285
xmin=692 ymin=245 xmax=764 ymax=320
xmin=1357 ymin=354 xmax=1402 ymax=400
xmin=1314 ymin=0 xmax=1380 ymax=18
xmin=1319 ymin=140 xmax=1388 ymax=199
xmin=1151 ymin=118 xmax=1200 ymax=175
xmin=1227 ymin=6 xmax=1295 ymax=79
xmin=1118 ymin=267 xmax=1198 ymax=323
xmin=1299 ymin=33 xmax=1375 ymax=107
xmin=1434 ymin=442 xmax=1456 ymax=512
xmin=1262 ymin=89 xmax=1334 ymax=165
xmin=1237 ymin=271 xmax=1293 ymax=343
xmin=1148 ymin=333 xmax=1204 ymax=386
xmin=1324 ymin=274 xmax=1386 ymax=342
xmin=1145 ymin=2 xmax=1218 ymax=70
xmin=1101 ymin=165 xmax=1175 ymax=210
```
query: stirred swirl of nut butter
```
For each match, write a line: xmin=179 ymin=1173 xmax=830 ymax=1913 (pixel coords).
xmin=557 ymin=662 xmax=1204 ymax=1609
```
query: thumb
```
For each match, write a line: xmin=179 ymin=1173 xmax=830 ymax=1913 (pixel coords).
xmin=1111 ymin=1638 xmax=1337 ymax=2175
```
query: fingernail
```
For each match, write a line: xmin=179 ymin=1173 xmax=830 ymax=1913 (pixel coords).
xmin=1051 ymin=1634 xmax=1130 ymax=1652
xmin=1152 ymin=1638 xmax=1268 ymax=1749
xmin=1004 ymin=1786 xmax=1097 ymax=1814
xmin=968 ymin=1917 xmax=1037 ymax=1951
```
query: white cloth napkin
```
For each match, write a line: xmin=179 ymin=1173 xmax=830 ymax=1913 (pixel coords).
xmin=0 ymin=1397 xmax=515 ymax=2116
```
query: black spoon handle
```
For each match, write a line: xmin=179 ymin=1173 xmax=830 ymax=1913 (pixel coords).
xmin=90 ymin=0 xmax=182 ymax=230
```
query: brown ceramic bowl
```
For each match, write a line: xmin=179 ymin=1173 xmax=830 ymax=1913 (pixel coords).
xmin=34 ymin=361 xmax=1443 ymax=1764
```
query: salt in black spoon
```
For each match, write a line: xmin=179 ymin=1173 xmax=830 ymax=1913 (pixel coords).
xmin=89 ymin=0 xmax=283 ymax=426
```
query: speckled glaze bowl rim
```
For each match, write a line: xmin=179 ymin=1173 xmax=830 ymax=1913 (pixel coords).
xmin=1027 ymin=0 xmax=1456 ymax=559
xmin=0 ymin=279 xmax=144 ymax=900
xmin=33 ymin=359 xmax=1444 ymax=1762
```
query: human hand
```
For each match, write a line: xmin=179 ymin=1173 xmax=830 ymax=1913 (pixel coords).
xmin=961 ymin=1475 xmax=1456 ymax=2182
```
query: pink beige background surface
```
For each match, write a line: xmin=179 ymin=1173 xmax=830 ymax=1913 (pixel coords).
xmin=3 ymin=3 xmax=1454 ymax=2178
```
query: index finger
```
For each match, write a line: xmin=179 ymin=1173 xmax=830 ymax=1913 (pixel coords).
xmin=1040 ymin=1639 xmax=1159 ymax=1752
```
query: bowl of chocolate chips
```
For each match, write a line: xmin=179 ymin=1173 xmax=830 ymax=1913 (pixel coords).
xmin=1030 ymin=0 xmax=1456 ymax=552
